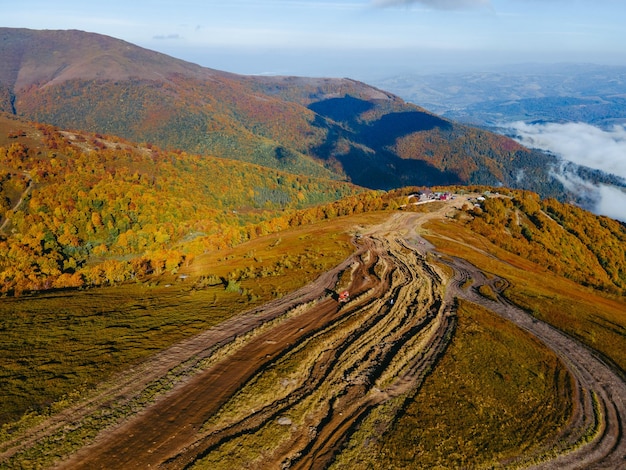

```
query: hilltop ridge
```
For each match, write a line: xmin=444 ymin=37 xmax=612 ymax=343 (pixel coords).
xmin=0 ymin=28 xmax=226 ymax=90
xmin=0 ymin=27 xmax=567 ymax=198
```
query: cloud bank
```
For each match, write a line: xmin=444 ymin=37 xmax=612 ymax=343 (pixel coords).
xmin=371 ymin=0 xmax=491 ymax=9
xmin=551 ymin=165 xmax=626 ymax=223
xmin=510 ymin=121 xmax=626 ymax=179
xmin=508 ymin=121 xmax=626 ymax=222
xmin=595 ymin=184 xmax=626 ymax=223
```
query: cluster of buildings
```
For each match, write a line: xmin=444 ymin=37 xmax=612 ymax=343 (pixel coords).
xmin=408 ymin=190 xmax=455 ymax=203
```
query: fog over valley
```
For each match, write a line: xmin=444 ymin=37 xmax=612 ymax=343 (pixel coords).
xmin=373 ymin=64 xmax=626 ymax=222
xmin=507 ymin=121 xmax=626 ymax=222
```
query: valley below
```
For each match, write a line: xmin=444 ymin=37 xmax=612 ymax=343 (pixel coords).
xmin=2 ymin=199 xmax=624 ymax=469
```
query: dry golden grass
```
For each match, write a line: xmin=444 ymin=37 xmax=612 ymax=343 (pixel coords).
xmin=0 ymin=213 xmax=384 ymax=430
xmin=3 ymin=206 xmax=622 ymax=469
xmin=424 ymin=218 xmax=626 ymax=373
xmin=333 ymin=301 xmax=573 ymax=469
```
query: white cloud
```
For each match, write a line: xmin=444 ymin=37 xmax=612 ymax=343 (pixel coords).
xmin=552 ymin=166 xmax=626 ymax=222
xmin=509 ymin=121 xmax=626 ymax=179
xmin=595 ymin=184 xmax=626 ymax=223
xmin=371 ymin=0 xmax=491 ymax=9
xmin=509 ymin=121 xmax=626 ymax=222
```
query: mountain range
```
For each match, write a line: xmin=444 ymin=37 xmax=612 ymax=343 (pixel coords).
xmin=1 ymin=27 xmax=567 ymax=199
xmin=372 ymin=63 xmax=626 ymax=129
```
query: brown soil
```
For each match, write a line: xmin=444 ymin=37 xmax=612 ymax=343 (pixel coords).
xmin=51 ymin=226 xmax=456 ymax=469
xmin=2 ymin=199 xmax=625 ymax=469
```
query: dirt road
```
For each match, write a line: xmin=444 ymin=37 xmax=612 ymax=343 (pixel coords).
xmin=52 ymin=227 xmax=456 ymax=469
xmin=3 ymin=202 xmax=625 ymax=469
xmin=386 ymin=209 xmax=626 ymax=469
xmin=443 ymin=255 xmax=626 ymax=469
xmin=0 ymin=170 xmax=32 ymax=233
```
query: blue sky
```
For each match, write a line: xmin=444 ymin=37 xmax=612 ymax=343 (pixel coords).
xmin=3 ymin=0 xmax=626 ymax=78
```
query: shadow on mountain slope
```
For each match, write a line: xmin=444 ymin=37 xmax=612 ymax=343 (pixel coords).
xmin=308 ymin=95 xmax=375 ymax=127
xmin=332 ymin=146 xmax=462 ymax=190
xmin=309 ymin=96 xmax=459 ymax=189
xmin=362 ymin=111 xmax=451 ymax=148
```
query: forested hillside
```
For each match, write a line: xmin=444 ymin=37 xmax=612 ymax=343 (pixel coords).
xmin=1 ymin=28 xmax=624 ymax=299
xmin=0 ymin=113 xmax=385 ymax=295
xmin=452 ymin=189 xmax=626 ymax=294
xmin=0 ymin=28 xmax=569 ymax=200
xmin=2 ymin=107 xmax=624 ymax=299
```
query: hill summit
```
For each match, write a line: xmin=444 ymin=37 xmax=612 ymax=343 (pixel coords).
xmin=1 ymin=27 xmax=564 ymax=197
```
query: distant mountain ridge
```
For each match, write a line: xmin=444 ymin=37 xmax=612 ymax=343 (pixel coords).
xmin=0 ymin=27 xmax=567 ymax=199
xmin=372 ymin=64 xmax=626 ymax=128
xmin=0 ymin=28 xmax=224 ymax=90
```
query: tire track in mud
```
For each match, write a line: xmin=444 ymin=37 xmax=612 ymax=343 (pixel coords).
xmin=6 ymin=205 xmax=625 ymax=469
xmin=442 ymin=255 xmax=626 ymax=469
xmin=1 ymin=244 xmax=362 ymax=466
xmin=45 ymin=229 xmax=456 ymax=469
xmin=49 ymin=244 xmax=376 ymax=469
xmin=206 ymin=236 xmax=455 ymax=470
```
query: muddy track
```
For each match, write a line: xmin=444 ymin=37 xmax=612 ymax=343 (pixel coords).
xmin=46 ymin=230 xmax=456 ymax=469
xmin=0 ymin=244 xmax=362 ymax=464
xmin=3 ymin=206 xmax=625 ymax=469
xmin=441 ymin=255 xmax=626 ymax=469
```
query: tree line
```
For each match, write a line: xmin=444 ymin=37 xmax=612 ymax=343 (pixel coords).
xmin=0 ymin=124 xmax=394 ymax=296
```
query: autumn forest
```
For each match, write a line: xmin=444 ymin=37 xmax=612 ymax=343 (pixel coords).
xmin=0 ymin=115 xmax=392 ymax=296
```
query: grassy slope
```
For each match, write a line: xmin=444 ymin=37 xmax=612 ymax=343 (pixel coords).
xmin=333 ymin=202 xmax=626 ymax=468
xmin=0 ymin=214 xmax=379 ymax=427
xmin=424 ymin=214 xmax=626 ymax=374
xmin=2 ymin=196 xmax=625 ymax=468
xmin=334 ymin=301 xmax=573 ymax=469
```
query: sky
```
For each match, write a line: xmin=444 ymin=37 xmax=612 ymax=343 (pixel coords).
xmin=3 ymin=0 xmax=626 ymax=79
